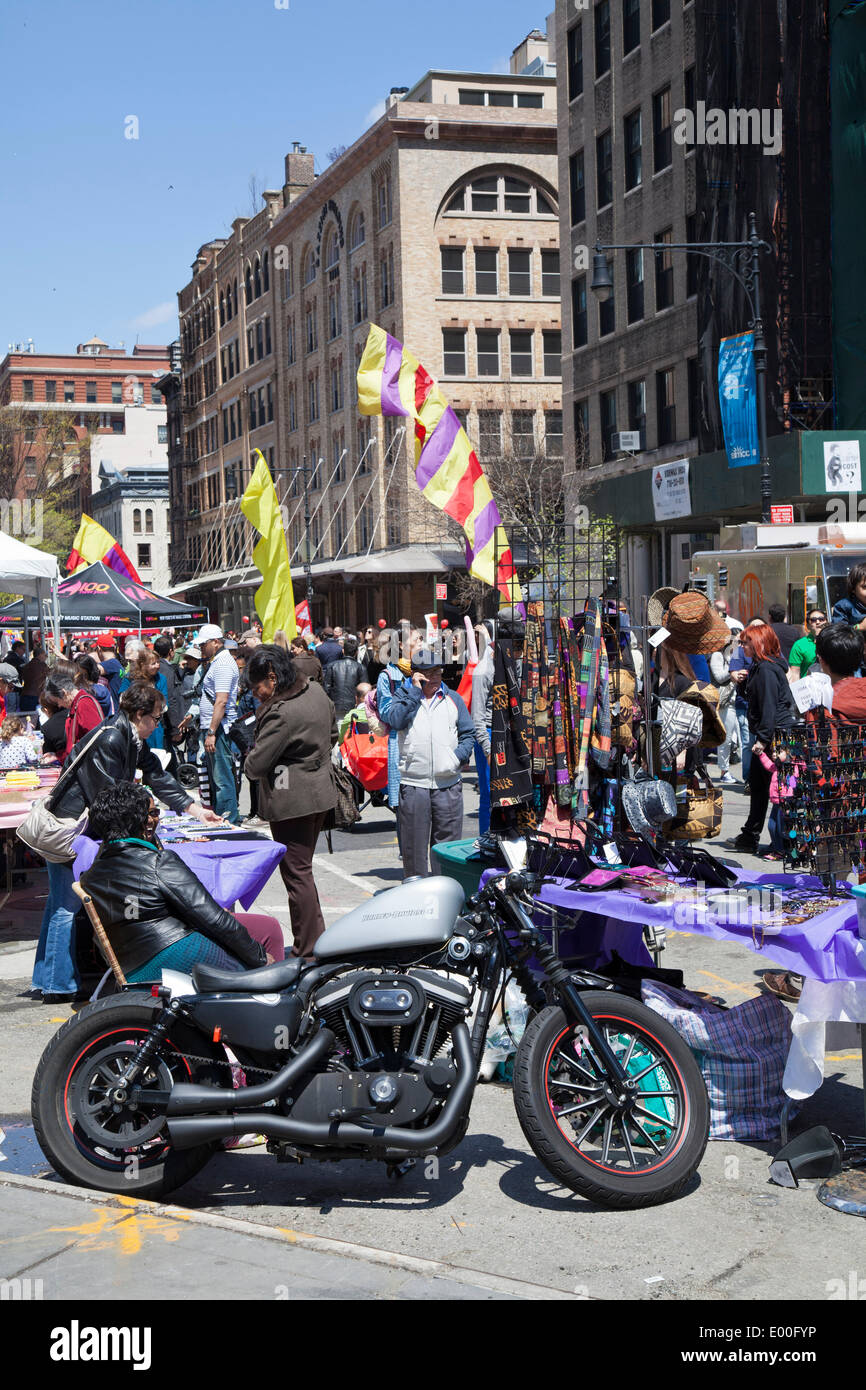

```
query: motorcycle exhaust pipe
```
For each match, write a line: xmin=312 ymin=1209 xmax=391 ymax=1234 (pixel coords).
xmin=166 ymin=1027 xmax=335 ymax=1115
xmin=168 ymin=1023 xmax=475 ymax=1153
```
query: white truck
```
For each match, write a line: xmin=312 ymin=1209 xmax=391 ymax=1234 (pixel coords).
xmin=690 ymin=523 xmax=866 ymax=626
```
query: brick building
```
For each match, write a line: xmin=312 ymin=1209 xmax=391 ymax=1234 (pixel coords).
xmin=168 ymin=31 xmax=562 ymax=630
xmin=0 ymin=338 xmax=169 ymax=528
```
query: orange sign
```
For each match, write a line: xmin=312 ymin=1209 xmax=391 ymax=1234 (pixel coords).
xmin=738 ymin=572 xmax=763 ymax=623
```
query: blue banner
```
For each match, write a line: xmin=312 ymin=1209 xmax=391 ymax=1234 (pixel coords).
xmin=718 ymin=331 xmax=759 ymax=469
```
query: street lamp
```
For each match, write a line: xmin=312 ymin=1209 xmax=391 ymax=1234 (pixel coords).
xmin=591 ymin=211 xmax=773 ymax=522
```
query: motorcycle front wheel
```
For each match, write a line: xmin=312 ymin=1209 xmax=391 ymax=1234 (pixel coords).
xmin=513 ymin=993 xmax=709 ymax=1208
xmin=32 ymin=993 xmax=222 ymax=1198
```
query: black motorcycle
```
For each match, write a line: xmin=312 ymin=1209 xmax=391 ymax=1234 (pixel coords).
xmin=32 ymin=841 xmax=709 ymax=1209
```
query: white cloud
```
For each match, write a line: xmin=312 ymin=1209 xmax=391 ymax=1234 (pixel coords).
xmin=364 ymin=99 xmax=387 ymax=128
xmin=131 ymin=301 xmax=177 ymax=330
xmin=489 ymin=55 xmax=510 ymax=74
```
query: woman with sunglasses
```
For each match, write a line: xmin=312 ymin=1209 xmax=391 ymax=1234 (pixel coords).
xmin=79 ymin=782 xmax=272 ymax=983
xmin=787 ymin=610 xmax=827 ymax=681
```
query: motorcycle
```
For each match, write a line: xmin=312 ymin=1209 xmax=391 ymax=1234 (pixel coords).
xmin=32 ymin=837 xmax=709 ymax=1209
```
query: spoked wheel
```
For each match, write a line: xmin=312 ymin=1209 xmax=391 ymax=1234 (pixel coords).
xmin=32 ymin=994 xmax=222 ymax=1197
xmin=513 ymin=993 xmax=709 ymax=1208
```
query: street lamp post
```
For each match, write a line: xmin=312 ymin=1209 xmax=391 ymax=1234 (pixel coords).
xmin=591 ymin=211 xmax=773 ymax=522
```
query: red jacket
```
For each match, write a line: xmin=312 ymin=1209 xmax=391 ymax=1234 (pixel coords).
xmin=830 ymin=677 xmax=866 ymax=724
xmin=64 ymin=689 xmax=104 ymax=760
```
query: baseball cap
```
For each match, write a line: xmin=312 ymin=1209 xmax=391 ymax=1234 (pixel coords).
xmin=224 ymin=638 xmax=239 ymax=651
xmin=183 ymin=644 xmax=202 ymax=660
xmin=0 ymin=662 xmax=22 ymax=688
xmin=195 ymin=624 xmax=224 ymax=644
xmin=411 ymin=649 xmax=443 ymax=673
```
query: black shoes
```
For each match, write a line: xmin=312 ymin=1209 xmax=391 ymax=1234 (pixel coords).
xmin=732 ymin=833 xmax=759 ymax=853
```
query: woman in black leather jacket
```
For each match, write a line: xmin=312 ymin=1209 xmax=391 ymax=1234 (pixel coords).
xmin=80 ymin=782 xmax=266 ymax=982
xmin=32 ymin=682 xmax=222 ymax=1004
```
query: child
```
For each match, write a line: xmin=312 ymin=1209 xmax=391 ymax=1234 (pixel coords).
xmin=0 ymin=715 xmax=40 ymax=770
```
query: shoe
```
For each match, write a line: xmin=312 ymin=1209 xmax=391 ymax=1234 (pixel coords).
xmin=761 ymin=970 xmax=802 ymax=1003
xmin=718 ymin=773 xmax=737 ymax=785
xmin=40 ymin=993 xmax=75 ymax=1006
xmin=732 ymin=834 xmax=759 ymax=853
xmin=759 ymin=849 xmax=783 ymax=861
xmin=243 ymin=816 xmax=266 ymax=828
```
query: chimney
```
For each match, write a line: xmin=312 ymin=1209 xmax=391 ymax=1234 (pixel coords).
xmin=387 ymin=86 xmax=409 ymax=109
xmin=284 ymin=143 xmax=315 ymax=203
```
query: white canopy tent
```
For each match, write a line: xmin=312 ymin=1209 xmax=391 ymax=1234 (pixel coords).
xmin=0 ymin=532 xmax=61 ymax=650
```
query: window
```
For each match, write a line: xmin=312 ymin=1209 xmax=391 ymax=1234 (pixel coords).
xmin=305 ymin=304 xmax=318 ymax=353
xmin=445 ymin=175 xmax=554 ymax=217
xmin=150 ymin=385 xmax=161 ymax=404
xmin=543 ymin=330 xmax=561 ymax=376
xmin=145 ymin=508 xmax=153 ymax=534
xmin=567 ymin=23 xmax=583 ymax=100
xmin=219 ymin=292 xmax=225 ymax=327
xmin=570 ymin=150 xmax=586 ymax=224
xmin=249 ymin=388 xmax=258 ymax=431
xmin=654 ymin=227 xmax=674 ymax=309
xmin=656 ymin=368 xmax=676 ymax=445
xmin=595 ymin=0 xmax=611 ymax=77
xmin=600 ymin=390 xmax=617 ymax=461
xmin=349 ymin=209 xmax=366 ymax=251
xmin=596 ymin=131 xmax=613 ymax=208
xmin=283 ymin=261 xmax=293 ymax=300
xmin=377 ymin=172 xmax=392 ymax=229
xmin=330 ymin=361 xmax=343 ymax=411
xmin=653 ymin=87 xmax=672 ymax=172
xmin=323 ymin=230 xmax=340 ymax=273
xmin=458 ymin=89 xmax=543 ymax=108
xmin=572 ymin=275 xmax=588 ymax=348
xmin=308 ymin=375 xmax=320 ymax=422
xmin=443 ymin=329 xmax=466 ymax=375
xmin=623 ymin=0 xmax=640 ymax=53
xmin=508 ymin=248 xmax=531 ymax=296
xmin=265 ymin=317 xmax=272 ymax=355
xmin=24 ymin=455 xmax=37 ymax=477
xmin=254 ymin=258 xmax=262 ymax=300
xmin=475 ymin=248 xmax=498 ymax=295
xmin=22 ymin=380 xmax=34 ymax=401
xmin=158 ymin=424 xmax=168 ymax=444
xmin=599 ymin=291 xmax=616 ymax=337
xmin=137 ymin=544 xmax=151 ymax=568
xmin=64 ymin=381 xmax=75 ymax=402
xmin=627 ymin=378 xmax=646 ymax=445
xmin=652 ymin=0 xmax=671 ymax=28
xmin=358 ymin=502 xmax=374 ymax=550
xmin=688 ymin=356 xmax=700 ymax=438
xmin=441 ymin=247 xmax=464 ymax=294
xmin=541 ymin=249 xmax=560 ymax=297
xmin=333 ymin=432 xmax=346 ymax=483
xmin=684 ymin=65 xmax=696 ymax=119
xmin=43 ymin=379 xmax=56 ymax=402
xmin=133 ymin=508 xmax=142 ymax=534
xmin=266 ymin=380 xmax=274 ymax=422
xmin=544 ymin=410 xmax=563 ymax=457
xmin=328 ymin=288 xmax=342 ymax=340
xmin=288 ymin=385 xmax=297 ymax=431
xmin=478 ymin=410 xmax=501 ymax=458
xmin=574 ymin=398 xmax=589 ymax=455
xmin=512 ymin=410 xmax=535 ymax=459
xmin=379 ymin=247 xmax=394 ymax=307
xmin=353 ymin=266 xmax=368 ymax=324
xmin=111 ymin=416 xmax=124 ymax=434
xmin=476 ymin=329 xmax=500 ymax=377
xmin=509 ymin=330 xmax=533 ymax=377
xmin=624 ymin=110 xmax=642 ymax=190
xmin=287 ymin=317 xmax=295 ymax=365
xmin=686 ymin=213 xmax=700 ymax=296
xmin=626 ymin=248 xmax=644 ymax=323
xmin=302 ymin=248 xmax=316 ymax=286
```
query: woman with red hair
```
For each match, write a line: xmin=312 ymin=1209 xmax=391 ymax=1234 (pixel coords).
xmin=732 ymin=622 xmax=797 ymax=853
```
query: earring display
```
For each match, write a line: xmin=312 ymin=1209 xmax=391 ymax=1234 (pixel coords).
xmin=777 ymin=715 xmax=866 ymax=887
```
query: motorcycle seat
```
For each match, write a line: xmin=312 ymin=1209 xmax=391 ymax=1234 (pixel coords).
xmin=191 ymin=956 xmax=304 ymax=994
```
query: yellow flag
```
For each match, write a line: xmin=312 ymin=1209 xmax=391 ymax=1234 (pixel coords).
xmin=240 ymin=451 xmax=297 ymax=642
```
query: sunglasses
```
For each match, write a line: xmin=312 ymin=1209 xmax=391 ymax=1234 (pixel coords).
xmin=808 ymin=617 xmax=826 ymax=625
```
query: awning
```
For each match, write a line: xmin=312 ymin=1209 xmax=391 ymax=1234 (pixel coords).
xmin=202 ymin=545 xmax=467 ymax=593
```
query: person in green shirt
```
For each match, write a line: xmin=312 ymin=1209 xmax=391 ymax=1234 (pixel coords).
xmin=336 ymin=682 xmax=373 ymax=743
xmin=787 ymin=609 xmax=827 ymax=679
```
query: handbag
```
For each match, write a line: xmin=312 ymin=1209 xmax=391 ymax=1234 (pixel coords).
xmin=341 ymin=719 xmax=388 ymax=792
xmin=662 ymin=770 xmax=723 ymax=841
xmin=16 ymin=725 xmax=109 ymax=863
xmin=326 ymin=760 xmax=360 ymax=831
xmin=678 ymin=681 xmax=726 ymax=749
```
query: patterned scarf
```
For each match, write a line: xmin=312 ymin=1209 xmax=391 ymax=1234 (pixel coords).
xmin=572 ymin=601 xmax=611 ymax=818
xmin=520 ymin=601 xmax=554 ymax=782
xmin=490 ymin=638 xmax=534 ymax=815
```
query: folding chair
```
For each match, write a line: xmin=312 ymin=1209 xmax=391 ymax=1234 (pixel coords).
xmin=72 ymin=881 xmax=127 ymax=999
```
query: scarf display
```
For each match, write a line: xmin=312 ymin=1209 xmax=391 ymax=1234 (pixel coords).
xmin=489 ymin=639 xmax=534 ymax=828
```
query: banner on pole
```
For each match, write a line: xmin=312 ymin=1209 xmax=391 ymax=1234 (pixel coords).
xmin=718 ymin=330 xmax=759 ymax=469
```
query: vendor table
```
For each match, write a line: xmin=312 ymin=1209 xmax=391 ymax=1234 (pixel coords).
xmin=72 ymin=832 xmax=287 ymax=912
xmin=0 ymin=766 xmax=61 ymax=915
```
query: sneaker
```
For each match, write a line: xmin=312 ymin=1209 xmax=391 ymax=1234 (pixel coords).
xmin=732 ymin=834 xmax=759 ymax=853
xmin=718 ymin=773 xmax=737 ymax=785
xmin=243 ymin=815 xmax=267 ymax=828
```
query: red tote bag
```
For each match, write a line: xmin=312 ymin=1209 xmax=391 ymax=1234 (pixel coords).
xmin=342 ymin=720 xmax=389 ymax=791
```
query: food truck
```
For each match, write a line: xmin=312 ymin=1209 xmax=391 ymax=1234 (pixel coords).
xmin=690 ymin=523 xmax=866 ymax=625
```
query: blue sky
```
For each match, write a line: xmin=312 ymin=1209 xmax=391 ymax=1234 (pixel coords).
xmin=1 ymin=0 xmax=549 ymax=356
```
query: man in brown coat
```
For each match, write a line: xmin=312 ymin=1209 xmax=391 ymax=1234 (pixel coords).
xmin=290 ymin=636 xmax=323 ymax=684
xmin=244 ymin=645 xmax=337 ymax=957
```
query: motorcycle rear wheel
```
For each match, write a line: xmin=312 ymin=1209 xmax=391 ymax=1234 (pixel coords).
xmin=513 ymin=994 xmax=709 ymax=1208
xmin=32 ymin=993 xmax=222 ymax=1198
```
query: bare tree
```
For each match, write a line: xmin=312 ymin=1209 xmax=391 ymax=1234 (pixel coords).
xmin=0 ymin=404 xmax=82 ymax=510
xmin=327 ymin=144 xmax=349 ymax=165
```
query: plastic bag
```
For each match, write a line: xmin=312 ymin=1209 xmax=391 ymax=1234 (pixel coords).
xmin=481 ymin=981 xmax=531 ymax=1081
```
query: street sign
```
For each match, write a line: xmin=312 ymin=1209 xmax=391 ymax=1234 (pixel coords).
xmin=770 ymin=504 xmax=794 ymax=524
xmin=435 ymin=583 xmax=447 ymax=600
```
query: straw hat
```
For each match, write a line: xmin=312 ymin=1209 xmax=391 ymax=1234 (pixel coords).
xmin=647 ymin=586 xmax=679 ymax=628
xmin=663 ymin=591 xmax=731 ymax=655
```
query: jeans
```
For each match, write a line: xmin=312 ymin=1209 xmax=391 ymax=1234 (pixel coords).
xmin=768 ymin=804 xmax=785 ymax=855
xmin=741 ymin=757 xmax=772 ymax=844
xmin=736 ymin=706 xmax=754 ymax=782
xmin=474 ymin=730 xmax=492 ymax=835
xmin=717 ymin=703 xmax=739 ymax=776
xmin=32 ymin=860 xmax=79 ymax=996
xmin=206 ymin=727 xmax=239 ymax=823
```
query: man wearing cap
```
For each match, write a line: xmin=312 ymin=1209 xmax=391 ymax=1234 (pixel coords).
xmin=384 ymin=649 xmax=475 ymax=878
xmin=97 ymin=636 xmax=124 ymax=703
xmin=195 ymin=623 xmax=240 ymax=824
xmin=0 ymin=662 xmax=23 ymax=724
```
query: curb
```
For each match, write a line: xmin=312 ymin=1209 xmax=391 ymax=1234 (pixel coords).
xmin=0 ymin=1170 xmax=582 ymax=1301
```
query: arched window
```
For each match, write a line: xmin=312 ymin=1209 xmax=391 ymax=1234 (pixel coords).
xmin=254 ymin=256 xmax=262 ymax=299
xmin=348 ymin=209 xmax=366 ymax=251
xmin=145 ymin=508 xmax=153 ymax=534
xmin=323 ymin=228 xmax=339 ymax=271
xmin=245 ymin=263 xmax=253 ymax=302
xmin=133 ymin=508 xmax=142 ymax=534
xmin=226 ymin=285 xmax=232 ymax=319
xmin=233 ymin=279 xmax=238 ymax=315
xmin=444 ymin=173 xmax=557 ymax=217
xmin=262 ymin=250 xmax=270 ymax=292
xmin=219 ymin=293 xmax=225 ymax=327
xmin=302 ymin=246 xmax=316 ymax=286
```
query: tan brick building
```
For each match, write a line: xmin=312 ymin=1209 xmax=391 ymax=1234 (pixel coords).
xmin=169 ymin=34 xmax=561 ymax=630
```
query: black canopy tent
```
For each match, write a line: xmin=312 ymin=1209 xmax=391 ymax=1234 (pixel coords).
xmin=0 ymin=562 xmax=208 ymax=633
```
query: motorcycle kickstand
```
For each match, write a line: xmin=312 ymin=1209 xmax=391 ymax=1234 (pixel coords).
xmin=386 ymin=1158 xmax=416 ymax=1180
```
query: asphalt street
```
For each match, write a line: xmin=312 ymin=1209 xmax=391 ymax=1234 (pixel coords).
xmin=1 ymin=768 xmax=865 ymax=1301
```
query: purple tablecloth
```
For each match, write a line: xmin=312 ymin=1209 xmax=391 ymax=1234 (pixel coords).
xmin=72 ymin=835 xmax=287 ymax=911
xmin=481 ymin=866 xmax=866 ymax=985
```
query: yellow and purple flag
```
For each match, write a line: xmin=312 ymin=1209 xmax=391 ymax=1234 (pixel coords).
xmin=67 ymin=514 xmax=141 ymax=582
xmin=240 ymin=450 xmax=298 ymax=642
xmin=357 ymin=324 xmax=522 ymax=608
